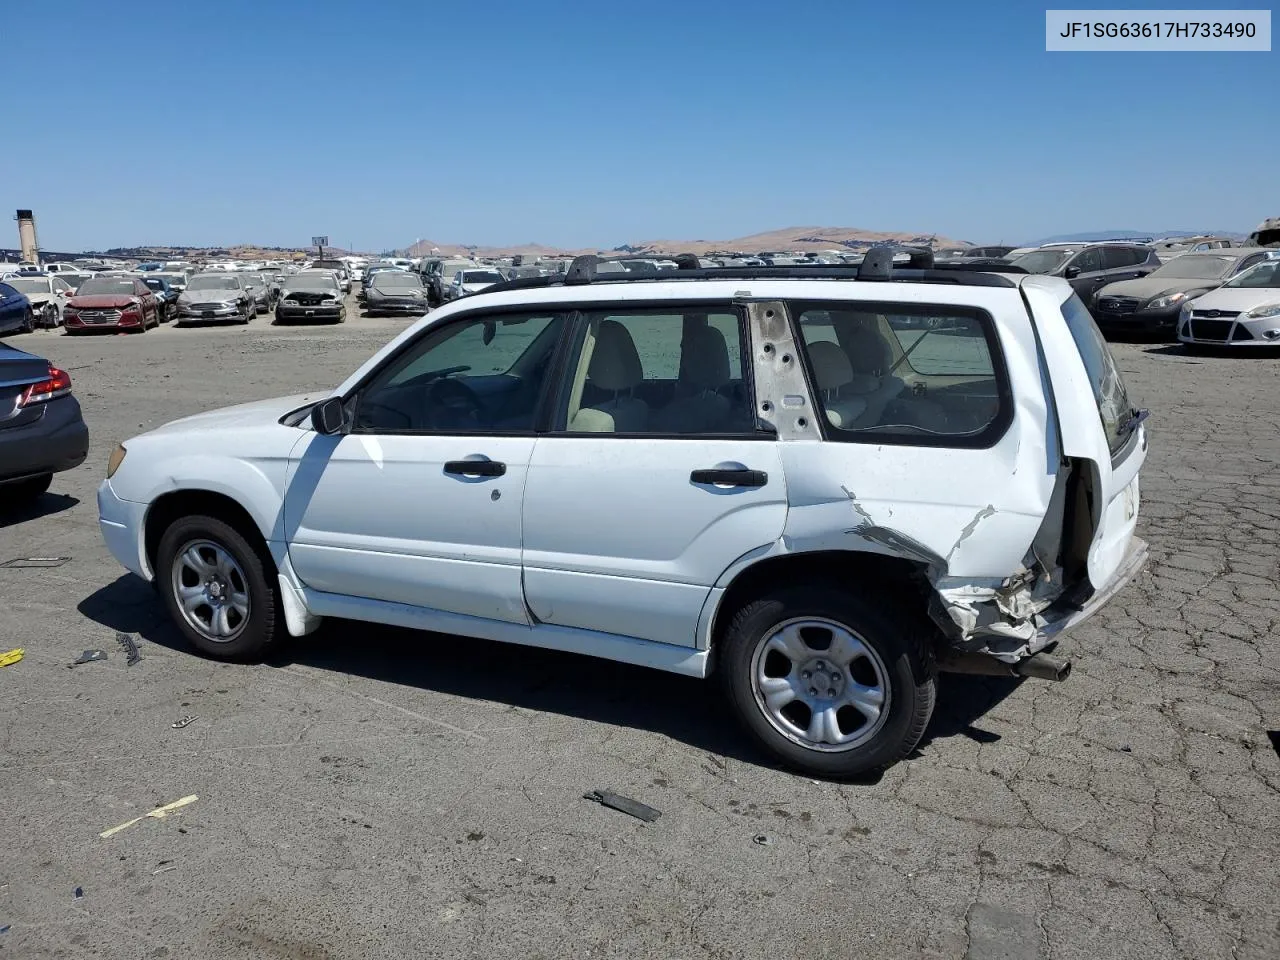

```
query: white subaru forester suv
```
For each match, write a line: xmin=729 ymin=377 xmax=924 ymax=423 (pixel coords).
xmin=98 ymin=251 xmax=1148 ymax=778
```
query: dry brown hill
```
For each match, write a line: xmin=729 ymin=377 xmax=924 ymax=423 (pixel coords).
xmin=402 ymin=225 xmax=971 ymax=259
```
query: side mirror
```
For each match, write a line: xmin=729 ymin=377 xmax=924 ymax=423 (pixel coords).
xmin=1064 ymin=265 xmax=1081 ymax=279
xmin=311 ymin=396 xmax=346 ymax=435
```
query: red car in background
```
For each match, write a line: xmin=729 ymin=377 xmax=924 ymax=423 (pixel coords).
xmin=63 ymin=276 xmax=161 ymax=333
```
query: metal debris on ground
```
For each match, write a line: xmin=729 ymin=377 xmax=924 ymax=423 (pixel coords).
xmin=582 ymin=789 xmax=662 ymax=823
xmin=752 ymin=834 xmax=774 ymax=846
xmin=152 ymin=866 xmax=177 ymax=876
xmin=72 ymin=650 xmax=108 ymax=666
xmin=0 ymin=649 xmax=23 ymax=668
xmin=114 ymin=632 xmax=142 ymax=666
xmin=171 ymin=715 xmax=197 ymax=729
xmin=0 ymin=556 xmax=71 ymax=568
xmin=99 ymin=795 xmax=198 ymax=839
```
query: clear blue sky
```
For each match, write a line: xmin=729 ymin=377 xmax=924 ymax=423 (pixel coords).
xmin=2 ymin=0 xmax=1274 ymax=252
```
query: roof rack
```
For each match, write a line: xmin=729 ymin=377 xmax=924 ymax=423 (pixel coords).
xmin=476 ymin=252 xmax=1025 ymax=297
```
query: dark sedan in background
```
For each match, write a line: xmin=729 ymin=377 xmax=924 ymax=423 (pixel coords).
xmin=0 ymin=342 xmax=89 ymax=503
xmin=363 ymin=270 xmax=428 ymax=315
xmin=0 ymin=282 xmax=35 ymax=334
xmin=1092 ymin=248 xmax=1276 ymax=335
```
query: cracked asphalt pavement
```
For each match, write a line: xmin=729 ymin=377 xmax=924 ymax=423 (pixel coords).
xmin=1 ymin=306 xmax=1277 ymax=959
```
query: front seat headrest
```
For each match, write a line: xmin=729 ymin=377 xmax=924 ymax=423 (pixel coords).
xmin=807 ymin=340 xmax=853 ymax=390
xmin=588 ymin=319 xmax=644 ymax=391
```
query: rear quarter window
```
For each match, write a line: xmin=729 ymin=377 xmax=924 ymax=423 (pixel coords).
xmin=790 ymin=300 xmax=1011 ymax=448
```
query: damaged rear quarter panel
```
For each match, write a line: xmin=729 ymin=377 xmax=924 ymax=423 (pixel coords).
xmin=777 ymin=290 xmax=1056 ymax=576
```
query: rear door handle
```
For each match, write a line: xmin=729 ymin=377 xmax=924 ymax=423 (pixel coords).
xmin=444 ymin=459 xmax=506 ymax=477
xmin=690 ymin=468 xmax=768 ymax=487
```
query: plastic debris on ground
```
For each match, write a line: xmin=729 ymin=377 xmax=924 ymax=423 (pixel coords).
xmin=0 ymin=649 xmax=23 ymax=668
xmin=73 ymin=887 xmax=83 ymax=900
xmin=0 ymin=556 xmax=70 ymax=568
xmin=100 ymin=795 xmax=198 ymax=839
xmin=582 ymin=789 xmax=662 ymax=823
xmin=72 ymin=650 xmax=108 ymax=666
xmin=114 ymin=632 xmax=142 ymax=666
xmin=171 ymin=715 xmax=197 ymax=729
xmin=753 ymin=834 xmax=774 ymax=846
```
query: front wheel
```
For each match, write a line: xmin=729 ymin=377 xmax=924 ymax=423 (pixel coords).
xmin=156 ymin=514 xmax=278 ymax=660
xmin=20 ymin=308 xmax=34 ymax=333
xmin=719 ymin=585 xmax=936 ymax=779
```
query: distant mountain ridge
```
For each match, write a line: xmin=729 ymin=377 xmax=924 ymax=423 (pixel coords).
xmin=400 ymin=225 xmax=972 ymax=259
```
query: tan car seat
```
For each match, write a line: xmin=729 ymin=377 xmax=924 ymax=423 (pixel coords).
xmin=569 ymin=319 xmax=649 ymax=433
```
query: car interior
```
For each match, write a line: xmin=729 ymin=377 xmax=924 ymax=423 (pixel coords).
xmin=795 ymin=307 xmax=1003 ymax=439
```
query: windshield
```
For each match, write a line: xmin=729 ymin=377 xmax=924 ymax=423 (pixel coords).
xmin=1224 ymin=261 xmax=1280 ymax=288
xmin=1060 ymin=293 xmax=1136 ymax=456
xmin=1010 ymin=250 xmax=1071 ymax=274
xmin=375 ymin=273 xmax=421 ymax=288
xmin=461 ymin=271 xmax=503 ymax=283
xmin=188 ymin=276 xmax=241 ymax=291
xmin=8 ymin=278 xmax=48 ymax=295
xmin=1149 ymin=255 xmax=1235 ymax=280
xmin=78 ymin=278 xmax=137 ymax=296
xmin=289 ymin=276 xmax=339 ymax=291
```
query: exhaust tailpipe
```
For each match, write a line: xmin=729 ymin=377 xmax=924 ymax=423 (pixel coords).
xmin=1014 ymin=653 xmax=1072 ymax=682
xmin=940 ymin=651 xmax=1072 ymax=682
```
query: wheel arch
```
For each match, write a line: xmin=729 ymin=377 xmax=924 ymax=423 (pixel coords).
xmin=144 ymin=488 xmax=276 ymax=578
xmin=704 ymin=549 xmax=935 ymax=658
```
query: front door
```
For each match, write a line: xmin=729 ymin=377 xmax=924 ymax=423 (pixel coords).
xmin=1064 ymin=247 xmax=1108 ymax=304
xmin=522 ymin=305 xmax=787 ymax=647
xmin=284 ymin=308 xmax=569 ymax=623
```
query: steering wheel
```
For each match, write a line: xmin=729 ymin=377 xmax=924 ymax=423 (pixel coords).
xmin=425 ymin=377 xmax=486 ymax=430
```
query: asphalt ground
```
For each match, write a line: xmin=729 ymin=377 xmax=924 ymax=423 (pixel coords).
xmin=1 ymin=295 xmax=1277 ymax=959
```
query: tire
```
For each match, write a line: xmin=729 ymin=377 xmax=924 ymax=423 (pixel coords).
xmin=19 ymin=308 xmax=34 ymax=334
xmin=42 ymin=304 xmax=58 ymax=329
xmin=3 ymin=473 xmax=52 ymax=504
xmin=719 ymin=585 xmax=936 ymax=778
xmin=156 ymin=514 xmax=279 ymax=660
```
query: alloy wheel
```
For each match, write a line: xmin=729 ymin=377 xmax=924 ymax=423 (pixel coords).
xmin=170 ymin=539 xmax=251 ymax=642
xmin=750 ymin=617 xmax=891 ymax=752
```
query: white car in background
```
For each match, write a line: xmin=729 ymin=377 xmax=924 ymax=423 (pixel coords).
xmin=4 ymin=274 xmax=76 ymax=327
xmin=96 ymin=254 xmax=1148 ymax=778
xmin=1178 ymin=258 xmax=1280 ymax=348
xmin=450 ymin=268 xmax=506 ymax=297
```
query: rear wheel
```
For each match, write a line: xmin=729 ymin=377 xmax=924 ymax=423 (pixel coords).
xmin=719 ymin=585 xmax=936 ymax=778
xmin=156 ymin=514 xmax=278 ymax=660
xmin=3 ymin=473 xmax=52 ymax=504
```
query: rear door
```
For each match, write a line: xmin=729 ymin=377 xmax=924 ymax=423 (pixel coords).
xmin=1064 ymin=247 xmax=1108 ymax=304
xmin=521 ymin=304 xmax=786 ymax=647
xmin=1021 ymin=282 xmax=1146 ymax=589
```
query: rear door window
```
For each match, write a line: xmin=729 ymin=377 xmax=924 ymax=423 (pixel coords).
xmin=790 ymin=301 xmax=1010 ymax=447
xmin=1059 ymin=293 xmax=1137 ymax=456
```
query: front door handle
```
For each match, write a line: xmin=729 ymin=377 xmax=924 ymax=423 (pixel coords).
xmin=691 ymin=468 xmax=768 ymax=487
xmin=444 ymin=459 xmax=506 ymax=477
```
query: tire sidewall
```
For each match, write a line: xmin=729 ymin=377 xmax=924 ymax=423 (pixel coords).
xmin=721 ymin=586 xmax=934 ymax=778
xmin=156 ymin=515 xmax=276 ymax=660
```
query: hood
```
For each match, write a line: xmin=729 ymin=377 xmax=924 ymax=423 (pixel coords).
xmin=281 ymin=285 xmax=340 ymax=298
xmin=461 ymin=282 xmax=496 ymax=293
xmin=23 ymin=292 xmax=55 ymax=306
xmin=180 ymin=289 xmax=242 ymax=302
xmin=147 ymin=393 xmax=322 ymax=435
xmin=68 ymin=294 xmax=140 ymax=308
xmin=1096 ymin=276 xmax=1222 ymax=300
xmin=1184 ymin=286 xmax=1280 ymax=313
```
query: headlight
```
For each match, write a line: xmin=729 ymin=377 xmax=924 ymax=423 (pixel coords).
xmin=107 ymin=444 xmax=127 ymax=478
xmin=1244 ymin=302 xmax=1280 ymax=320
xmin=1146 ymin=292 xmax=1188 ymax=311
